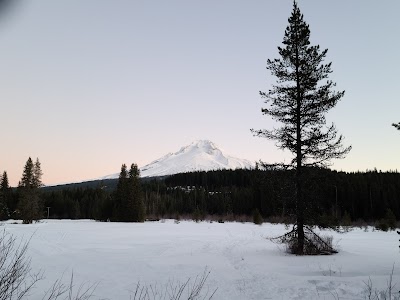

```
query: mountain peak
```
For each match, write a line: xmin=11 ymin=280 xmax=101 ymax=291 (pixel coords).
xmin=98 ymin=140 xmax=254 ymax=180
xmin=140 ymin=140 xmax=253 ymax=178
xmin=177 ymin=140 xmax=219 ymax=155
xmin=192 ymin=139 xmax=217 ymax=148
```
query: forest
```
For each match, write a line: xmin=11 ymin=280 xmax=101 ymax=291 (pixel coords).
xmin=2 ymin=167 xmax=399 ymax=228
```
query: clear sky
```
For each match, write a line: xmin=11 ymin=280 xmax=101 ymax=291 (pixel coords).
xmin=1 ymin=0 xmax=399 ymax=186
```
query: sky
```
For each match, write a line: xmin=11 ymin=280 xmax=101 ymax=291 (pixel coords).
xmin=1 ymin=0 xmax=399 ymax=186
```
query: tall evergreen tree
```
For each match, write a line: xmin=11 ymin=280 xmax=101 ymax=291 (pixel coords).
xmin=128 ymin=163 xmax=145 ymax=222
xmin=18 ymin=157 xmax=42 ymax=223
xmin=113 ymin=163 xmax=145 ymax=222
xmin=393 ymin=122 xmax=400 ymax=130
xmin=19 ymin=157 xmax=34 ymax=188
xmin=114 ymin=164 xmax=128 ymax=221
xmin=251 ymin=1 xmax=351 ymax=254
xmin=33 ymin=158 xmax=43 ymax=188
xmin=0 ymin=171 xmax=10 ymax=220
xmin=0 ymin=171 xmax=9 ymax=190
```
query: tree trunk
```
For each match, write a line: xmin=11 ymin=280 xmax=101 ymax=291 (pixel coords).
xmin=295 ymin=16 xmax=304 ymax=254
xmin=296 ymin=167 xmax=304 ymax=255
xmin=295 ymin=87 xmax=305 ymax=254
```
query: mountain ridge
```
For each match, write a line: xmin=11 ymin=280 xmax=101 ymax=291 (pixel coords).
xmin=101 ymin=140 xmax=254 ymax=180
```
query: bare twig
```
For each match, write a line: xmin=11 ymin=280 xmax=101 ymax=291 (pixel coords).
xmin=130 ymin=268 xmax=217 ymax=300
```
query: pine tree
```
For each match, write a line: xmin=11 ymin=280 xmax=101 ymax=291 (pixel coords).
xmin=252 ymin=1 xmax=351 ymax=254
xmin=113 ymin=163 xmax=145 ymax=222
xmin=33 ymin=158 xmax=43 ymax=188
xmin=128 ymin=163 xmax=145 ymax=222
xmin=0 ymin=171 xmax=10 ymax=220
xmin=393 ymin=122 xmax=400 ymax=130
xmin=18 ymin=157 xmax=42 ymax=224
xmin=114 ymin=164 xmax=128 ymax=221
xmin=0 ymin=171 xmax=9 ymax=191
xmin=20 ymin=157 xmax=34 ymax=188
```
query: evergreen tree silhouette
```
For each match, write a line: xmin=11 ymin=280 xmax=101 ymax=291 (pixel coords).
xmin=252 ymin=1 xmax=351 ymax=254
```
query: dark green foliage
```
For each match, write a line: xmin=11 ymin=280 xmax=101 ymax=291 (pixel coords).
xmin=128 ymin=163 xmax=145 ymax=222
xmin=113 ymin=163 xmax=145 ymax=222
xmin=18 ymin=157 xmax=43 ymax=223
xmin=376 ymin=209 xmax=397 ymax=231
xmin=392 ymin=122 xmax=400 ymax=130
xmin=35 ymin=168 xmax=400 ymax=226
xmin=18 ymin=157 xmax=43 ymax=188
xmin=45 ymin=179 xmax=119 ymax=192
xmin=41 ymin=187 xmax=111 ymax=220
xmin=252 ymin=2 xmax=351 ymax=168
xmin=32 ymin=158 xmax=43 ymax=188
xmin=18 ymin=190 xmax=41 ymax=224
xmin=385 ymin=209 xmax=397 ymax=230
xmin=0 ymin=171 xmax=10 ymax=220
xmin=341 ymin=211 xmax=352 ymax=227
xmin=193 ymin=206 xmax=201 ymax=223
xmin=19 ymin=157 xmax=34 ymax=188
xmin=318 ymin=213 xmax=337 ymax=229
xmin=253 ymin=209 xmax=263 ymax=225
xmin=159 ymin=169 xmax=400 ymax=224
xmin=1 ymin=171 xmax=9 ymax=190
xmin=113 ymin=164 xmax=128 ymax=221
xmin=376 ymin=220 xmax=389 ymax=232
xmin=251 ymin=1 xmax=350 ymax=254
xmin=0 ymin=200 xmax=9 ymax=220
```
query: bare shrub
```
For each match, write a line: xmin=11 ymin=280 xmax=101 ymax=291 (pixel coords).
xmin=0 ymin=230 xmax=97 ymax=300
xmin=42 ymin=272 xmax=98 ymax=300
xmin=363 ymin=265 xmax=400 ymax=300
xmin=130 ymin=268 xmax=217 ymax=300
xmin=0 ymin=230 xmax=43 ymax=300
xmin=1 ymin=230 xmax=215 ymax=300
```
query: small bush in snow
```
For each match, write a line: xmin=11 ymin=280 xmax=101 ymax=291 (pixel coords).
xmin=272 ymin=225 xmax=338 ymax=255
xmin=376 ymin=220 xmax=389 ymax=232
xmin=253 ymin=209 xmax=263 ymax=225
xmin=192 ymin=207 xmax=201 ymax=223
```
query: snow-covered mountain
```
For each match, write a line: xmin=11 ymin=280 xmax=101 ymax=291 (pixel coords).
xmin=101 ymin=140 xmax=254 ymax=179
xmin=140 ymin=140 xmax=254 ymax=177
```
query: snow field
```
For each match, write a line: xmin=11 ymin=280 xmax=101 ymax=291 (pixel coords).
xmin=2 ymin=220 xmax=400 ymax=300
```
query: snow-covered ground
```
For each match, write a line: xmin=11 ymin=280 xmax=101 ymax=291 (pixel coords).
xmin=2 ymin=219 xmax=399 ymax=299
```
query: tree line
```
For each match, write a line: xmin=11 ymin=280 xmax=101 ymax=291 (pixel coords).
xmin=0 ymin=159 xmax=145 ymax=223
xmin=2 ymin=157 xmax=399 ymax=227
xmin=147 ymin=168 xmax=400 ymax=225
xmin=0 ymin=157 xmax=43 ymax=223
xmin=4 ymin=167 xmax=398 ymax=226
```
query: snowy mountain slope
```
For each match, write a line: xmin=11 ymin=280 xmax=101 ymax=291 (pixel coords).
xmin=140 ymin=140 xmax=254 ymax=177
xmin=101 ymin=140 xmax=254 ymax=179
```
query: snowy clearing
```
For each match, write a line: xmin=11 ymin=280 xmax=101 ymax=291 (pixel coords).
xmin=1 ymin=219 xmax=399 ymax=300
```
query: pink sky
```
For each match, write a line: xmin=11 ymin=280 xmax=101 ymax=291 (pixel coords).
xmin=1 ymin=1 xmax=399 ymax=186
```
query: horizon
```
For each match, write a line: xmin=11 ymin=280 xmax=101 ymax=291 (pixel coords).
xmin=1 ymin=1 xmax=399 ymax=186
xmin=14 ymin=137 xmax=400 ymax=188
